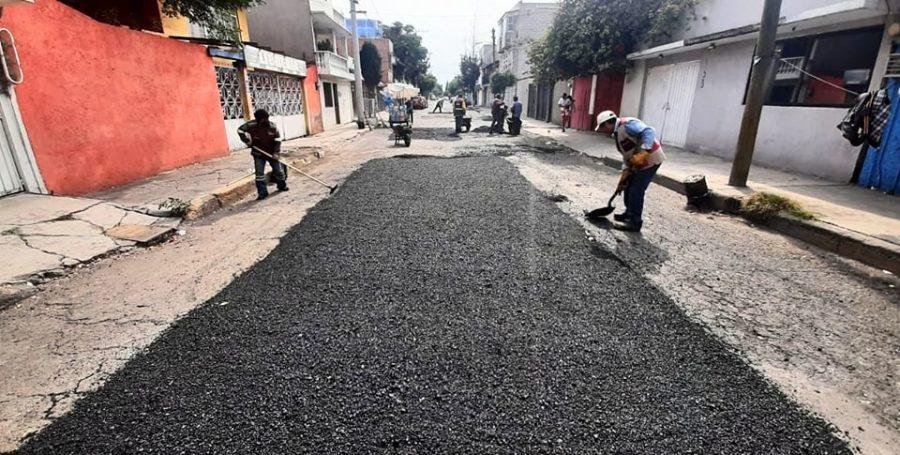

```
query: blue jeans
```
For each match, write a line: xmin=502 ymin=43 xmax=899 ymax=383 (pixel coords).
xmin=623 ymin=165 xmax=660 ymax=226
xmin=254 ymin=155 xmax=286 ymax=196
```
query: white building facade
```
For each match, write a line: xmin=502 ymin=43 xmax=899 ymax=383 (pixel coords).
xmin=622 ymin=0 xmax=898 ymax=182
xmin=310 ymin=0 xmax=356 ymax=129
xmin=497 ymin=2 xmax=559 ymax=110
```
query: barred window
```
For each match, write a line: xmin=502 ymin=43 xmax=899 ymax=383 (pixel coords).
xmin=216 ymin=66 xmax=245 ymax=120
xmin=278 ymin=76 xmax=304 ymax=116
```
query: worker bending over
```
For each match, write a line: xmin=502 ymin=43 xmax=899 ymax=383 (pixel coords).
xmin=595 ymin=110 xmax=666 ymax=232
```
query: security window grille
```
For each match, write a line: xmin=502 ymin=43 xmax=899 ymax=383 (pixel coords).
xmin=216 ymin=66 xmax=245 ymax=120
xmin=249 ymin=72 xmax=304 ymax=116
xmin=753 ymin=27 xmax=883 ymax=108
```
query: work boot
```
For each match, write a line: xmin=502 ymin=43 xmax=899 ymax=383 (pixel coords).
xmin=612 ymin=220 xmax=642 ymax=232
xmin=277 ymin=185 xmax=289 ymax=192
xmin=255 ymin=181 xmax=269 ymax=200
xmin=613 ymin=213 xmax=630 ymax=222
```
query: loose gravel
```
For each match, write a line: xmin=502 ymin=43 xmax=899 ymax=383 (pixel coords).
xmin=17 ymin=156 xmax=850 ymax=454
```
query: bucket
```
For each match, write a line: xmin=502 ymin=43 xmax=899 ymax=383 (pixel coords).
xmin=684 ymin=174 xmax=710 ymax=206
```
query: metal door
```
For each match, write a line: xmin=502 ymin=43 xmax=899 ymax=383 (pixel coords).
xmin=0 ymin=28 xmax=44 ymax=196
xmin=641 ymin=64 xmax=673 ymax=141
xmin=662 ymin=61 xmax=701 ymax=147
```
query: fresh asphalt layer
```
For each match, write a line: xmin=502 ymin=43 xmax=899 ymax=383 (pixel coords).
xmin=18 ymin=156 xmax=849 ymax=454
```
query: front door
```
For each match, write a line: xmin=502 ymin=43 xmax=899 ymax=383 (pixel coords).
xmin=640 ymin=61 xmax=701 ymax=147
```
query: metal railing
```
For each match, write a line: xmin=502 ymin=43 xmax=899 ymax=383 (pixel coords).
xmin=775 ymin=56 xmax=805 ymax=80
xmin=315 ymin=51 xmax=353 ymax=80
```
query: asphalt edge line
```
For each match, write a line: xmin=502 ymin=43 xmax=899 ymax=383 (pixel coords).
xmin=184 ymin=149 xmax=324 ymax=221
xmin=526 ymin=133 xmax=900 ymax=275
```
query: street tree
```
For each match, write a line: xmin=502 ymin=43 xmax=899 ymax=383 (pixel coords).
xmin=419 ymin=74 xmax=439 ymax=97
xmin=382 ymin=22 xmax=431 ymax=85
xmin=359 ymin=42 xmax=383 ymax=96
xmin=446 ymin=76 xmax=463 ymax=96
xmin=459 ymin=56 xmax=481 ymax=95
xmin=528 ymin=0 xmax=696 ymax=82
xmin=161 ymin=0 xmax=264 ymax=42
xmin=490 ymin=71 xmax=517 ymax=96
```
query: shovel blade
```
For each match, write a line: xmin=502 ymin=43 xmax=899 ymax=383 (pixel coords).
xmin=585 ymin=205 xmax=615 ymax=219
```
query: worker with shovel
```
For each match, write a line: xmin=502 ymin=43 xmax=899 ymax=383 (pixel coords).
xmin=238 ymin=109 xmax=288 ymax=200
xmin=594 ymin=110 xmax=666 ymax=232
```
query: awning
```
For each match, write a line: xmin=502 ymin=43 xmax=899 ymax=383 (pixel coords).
xmin=384 ymin=83 xmax=420 ymax=99
xmin=628 ymin=0 xmax=887 ymax=61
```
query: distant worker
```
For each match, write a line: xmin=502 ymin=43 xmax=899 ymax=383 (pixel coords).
xmin=509 ymin=96 xmax=523 ymax=136
xmin=432 ymin=97 xmax=445 ymax=113
xmin=453 ymin=94 xmax=467 ymax=134
xmin=594 ymin=110 xmax=665 ymax=232
xmin=405 ymin=98 xmax=415 ymax=124
xmin=490 ymin=94 xmax=506 ymax=134
xmin=238 ymin=109 xmax=288 ymax=201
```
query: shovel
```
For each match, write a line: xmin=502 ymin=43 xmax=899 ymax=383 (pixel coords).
xmin=585 ymin=189 xmax=621 ymax=219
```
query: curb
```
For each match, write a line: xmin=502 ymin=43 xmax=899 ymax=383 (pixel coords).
xmin=185 ymin=149 xmax=324 ymax=221
xmin=532 ymin=134 xmax=900 ymax=275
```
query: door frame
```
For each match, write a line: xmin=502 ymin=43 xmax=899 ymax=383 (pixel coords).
xmin=0 ymin=86 xmax=45 ymax=195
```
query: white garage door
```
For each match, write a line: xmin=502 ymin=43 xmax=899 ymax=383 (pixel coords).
xmin=640 ymin=61 xmax=701 ymax=148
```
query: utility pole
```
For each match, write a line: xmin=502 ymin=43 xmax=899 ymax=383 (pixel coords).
xmin=728 ymin=0 xmax=783 ymax=187
xmin=349 ymin=0 xmax=366 ymax=129
xmin=491 ymin=28 xmax=496 ymax=64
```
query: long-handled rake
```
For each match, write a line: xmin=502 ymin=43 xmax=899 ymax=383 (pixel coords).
xmin=251 ymin=145 xmax=339 ymax=194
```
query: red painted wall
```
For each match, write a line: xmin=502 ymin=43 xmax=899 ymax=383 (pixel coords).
xmin=0 ymin=0 xmax=228 ymax=195
xmin=570 ymin=73 xmax=625 ymax=131
xmin=304 ymin=64 xmax=325 ymax=135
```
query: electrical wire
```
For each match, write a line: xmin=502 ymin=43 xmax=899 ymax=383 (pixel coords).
xmin=777 ymin=57 xmax=862 ymax=97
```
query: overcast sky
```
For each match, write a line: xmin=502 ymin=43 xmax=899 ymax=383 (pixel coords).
xmin=348 ymin=0 xmax=559 ymax=86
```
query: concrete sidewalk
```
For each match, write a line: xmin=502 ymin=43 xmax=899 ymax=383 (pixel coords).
xmin=0 ymin=123 xmax=366 ymax=294
xmin=524 ymin=123 xmax=900 ymax=273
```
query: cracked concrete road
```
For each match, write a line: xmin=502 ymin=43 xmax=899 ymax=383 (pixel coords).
xmin=1 ymin=113 xmax=897 ymax=453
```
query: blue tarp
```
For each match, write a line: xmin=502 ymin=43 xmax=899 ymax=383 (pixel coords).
xmin=859 ymin=78 xmax=900 ymax=193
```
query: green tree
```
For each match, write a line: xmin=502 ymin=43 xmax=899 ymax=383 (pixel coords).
xmin=160 ymin=0 xmax=265 ymax=43
xmin=528 ymin=0 xmax=696 ymax=82
xmin=382 ymin=22 xmax=431 ymax=85
xmin=446 ymin=76 xmax=463 ymax=96
xmin=418 ymin=74 xmax=439 ymax=97
xmin=490 ymin=71 xmax=517 ymax=95
xmin=360 ymin=42 xmax=383 ymax=95
xmin=459 ymin=56 xmax=481 ymax=95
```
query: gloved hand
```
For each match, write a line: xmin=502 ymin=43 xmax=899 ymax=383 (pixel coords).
xmin=616 ymin=170 xmax=631 ymax=193
xmin=628 ymin=150 xmax=651 ymax=168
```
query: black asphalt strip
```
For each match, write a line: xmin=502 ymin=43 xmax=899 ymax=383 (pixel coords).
xmin=17 ymin=156 xmax=850 ymax=454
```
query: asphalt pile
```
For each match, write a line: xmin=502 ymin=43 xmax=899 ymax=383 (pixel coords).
xmin=19 ymin=156 xmax=850 ymax=454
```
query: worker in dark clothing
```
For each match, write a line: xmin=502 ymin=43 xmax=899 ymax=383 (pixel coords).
xmin=453 ymin=94 xmax=467 ymax=133
xmin=432 ymin=98 xmax=444 ymax=113
xmin=509 ymin=96 xmax=523 ymax=136
xmin=405 ymin=98 xmax=415 ymax=124
xmin=238 ymin=109 xmax=288 ymax=200
xmin=490 ymin=95 xmax=506 ymax=134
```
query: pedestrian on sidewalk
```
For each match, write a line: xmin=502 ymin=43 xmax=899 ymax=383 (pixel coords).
xmin=595 ymin=110 xmax=666 ymax=232
xmin=509 ymin=96 xmax=523 ymax=136
xmin=490 ymin=94 xmax=506 ymax=134
xmin=238 ymin=109 xmax=288 ymax=201
xmin=558 ymin=93 xmax=573 ymax=132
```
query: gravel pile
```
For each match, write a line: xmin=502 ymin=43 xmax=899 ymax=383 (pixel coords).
xmin=19 ymin=156 xmax=850 ymax=454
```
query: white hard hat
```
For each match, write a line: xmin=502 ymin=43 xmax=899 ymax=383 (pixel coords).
xmin=595 ymin=110 xmax=618 ymax=131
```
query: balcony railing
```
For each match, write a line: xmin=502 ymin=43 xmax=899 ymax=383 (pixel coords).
xmin=316 ymin=51 xmax=353 ymax=80
xmin=776 ymin=57 xmax=805 ymax=81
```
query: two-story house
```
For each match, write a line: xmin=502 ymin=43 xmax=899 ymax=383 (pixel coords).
xmin=496 ymin=2 xmax=559 ymax=113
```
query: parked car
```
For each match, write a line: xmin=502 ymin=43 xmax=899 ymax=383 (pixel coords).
xmin=411 ymin=96 xmax=427 ymax=110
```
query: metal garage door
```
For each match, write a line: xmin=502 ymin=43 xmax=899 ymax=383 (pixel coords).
xmin=0 ymin=124 xmax=23 ymax=196
xmin=640 ymin=61 xmax=700 ymax=147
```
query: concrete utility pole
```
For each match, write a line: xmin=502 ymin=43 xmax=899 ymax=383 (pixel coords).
xmin=349 ymin=0 xmax=366 ymax=129
xmin=728 ymin=0 xmax=783 ymax=187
